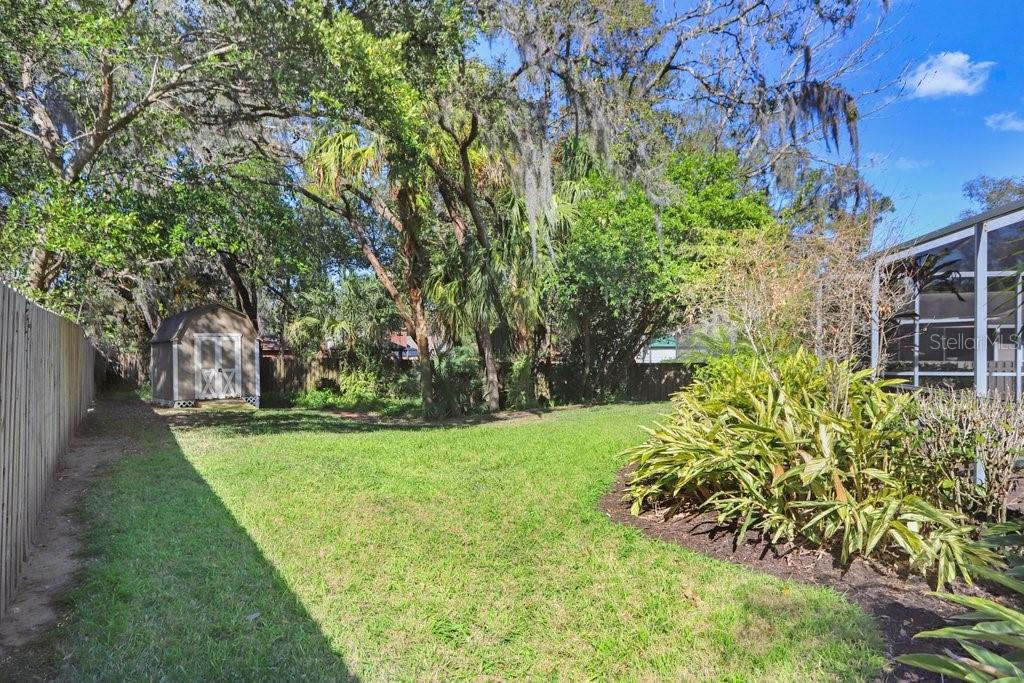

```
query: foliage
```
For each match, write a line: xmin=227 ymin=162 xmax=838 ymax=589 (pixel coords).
xmin=0 ymin=0 xmax=310 ymax=296
xmin=484 ymin=0 xmax=882 ymax=261
xmin=430 ymin=346 xmax=483 ymax=417
xmin=963 ymin=174 xmax=1024 ymax=214
xmin=506 ymin=352 xmax=539 ymax=409
xmin=286 ymin=276 xmax=403 ymax=362
xmin=908 ymin=390 xmax=1024 ymax=523
xmin=708 ymin=205 xmax=906 ymax=368
xmin=290 ymin=369 xmax=421 ymax=417
xmin=1 ymin=181 xmax=173 ymax=294
xmin=1 ymin=0 xmax=900 ymax=416
xmin=552 ymin=150 xmax=774 ymax=398
xmin=627 ymin=348 xmax=1000 ymax=587
xmin=898 ymin=522 xmax=1024 ymax=681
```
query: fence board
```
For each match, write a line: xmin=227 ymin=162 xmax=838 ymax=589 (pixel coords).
xmin=260 ymin=356 xmax=413 ymax=395
xmin=625 ymin=363 xmax=694 ymax=402
xmin=0 ymin=284 xmax=96 ymax=623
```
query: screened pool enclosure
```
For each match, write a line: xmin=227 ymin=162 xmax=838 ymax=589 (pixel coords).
xmin=871 ymin=199 xmax=1024 ymax=397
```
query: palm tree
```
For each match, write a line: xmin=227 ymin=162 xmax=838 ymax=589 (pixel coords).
xmin=305 ymin=126 xmax=438 ymax=412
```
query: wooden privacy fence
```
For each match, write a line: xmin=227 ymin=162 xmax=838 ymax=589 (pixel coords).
xmin=260 ymin=356 xmax=342 ymax=394
xmin=0 ymin=284 xmax=96 ymax=624
xmin=260 ymin=356 xmax=413 ymax=395
xmin=262 ymin=356 xmax=694 ymax=402
xmin=626 ymin=363 xmax=694 ymax=402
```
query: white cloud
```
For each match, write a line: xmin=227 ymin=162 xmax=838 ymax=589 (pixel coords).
xmin=985 ymin=111 xmax=1024 ymax=132
xmin=905 ymin=52 xmax=994 ymax=98
xmin=893 ymin=156 xmax=931 ymax=171
xmin=865 ymin=153 xmax=931 ymax=172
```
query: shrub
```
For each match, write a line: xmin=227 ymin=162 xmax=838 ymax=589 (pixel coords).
xmin=392 ymin=367 xmax=421 ymax=398
xmin=291 ymin=388 xmax=420 ymax=417
xmin=336 ymin=369 xmax=380 ymax=404
xmin=898 ymin=522 xmax=1024 ymax=680
xmin=626 ymin=348 xmax=999 ymax=587
xmin=908 ymin=390 xmax=1024 ymax=522
xmin=431 ymin=346 xmax=482 ymax=417
xmin=291 ymin=369 xmax=421 ymax=417
xmin=506 ymin=352 xmax=537 ymax=410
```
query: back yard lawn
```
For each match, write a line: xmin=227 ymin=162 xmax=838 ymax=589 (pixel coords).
xmin=35 ymin=400 xmax=884 ymax=681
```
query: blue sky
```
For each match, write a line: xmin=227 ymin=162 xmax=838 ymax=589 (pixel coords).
xmin=857 ymin=0 xmax=1024 ymax=241
xmin=473 ymin=1 xmax=1022 ymax=243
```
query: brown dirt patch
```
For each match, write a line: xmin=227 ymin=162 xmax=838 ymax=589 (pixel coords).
xmin=0 ymin=399 xmax=136 ymax=673
xmin=600 ymin=465 xmax=1006 ymax=682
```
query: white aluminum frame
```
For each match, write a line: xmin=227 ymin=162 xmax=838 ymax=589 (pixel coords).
xmin=871 ymin=207 xmax=1024 ymax=400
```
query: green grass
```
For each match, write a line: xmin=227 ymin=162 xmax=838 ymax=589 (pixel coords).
xmin=47 ymin=401 xmax=885 ymax=681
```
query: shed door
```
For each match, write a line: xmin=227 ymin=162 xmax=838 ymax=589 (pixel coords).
xmin=219 ymin=337 xmax=241 ymax=397
xmin=195 ymin=335 xmax=242 ymax=399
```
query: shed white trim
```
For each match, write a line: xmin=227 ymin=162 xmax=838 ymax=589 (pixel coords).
xmin=254 ymin=337 xmax=261 ymax=395
xmin=172 ymin=341 xmax=179 ymax=401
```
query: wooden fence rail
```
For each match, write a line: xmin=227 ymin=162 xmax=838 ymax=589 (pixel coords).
xmin=0 ymin=284 xmax=96 ymax=624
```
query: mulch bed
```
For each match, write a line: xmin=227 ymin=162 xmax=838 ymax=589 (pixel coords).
xmin=600 ymin=466 xmax=1008 ymax=682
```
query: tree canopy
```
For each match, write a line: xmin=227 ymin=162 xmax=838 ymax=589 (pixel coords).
xmin=1 ymin=0 xmax=896 ymax=414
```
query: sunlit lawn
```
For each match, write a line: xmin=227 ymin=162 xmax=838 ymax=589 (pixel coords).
xmin=48 ymin=400 xmax=885 ymax=681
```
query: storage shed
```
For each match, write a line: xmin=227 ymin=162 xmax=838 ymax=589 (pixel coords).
xmin=150 ymin=304 xmax=260 ymax=408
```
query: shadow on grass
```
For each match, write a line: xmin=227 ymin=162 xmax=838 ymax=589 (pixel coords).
xmin=159 ymin=403 xmax=553 ymax=437
xmin=41 ymin=398 xmax=359 ymax=681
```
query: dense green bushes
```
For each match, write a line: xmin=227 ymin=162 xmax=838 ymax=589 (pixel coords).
xmin=281 ymin=352 xmax=493 ymax=419
xmin=430 ymin=347 xmax=484 ymax=417
xmin=283 ymin=369 xmax=421 ymax=417
xmin=626 ymin=348 xmax=1004 ymax=586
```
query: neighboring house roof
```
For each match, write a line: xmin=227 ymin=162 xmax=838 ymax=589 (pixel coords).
xmin=885 ymin=198 xmax=1024 ymax=254
xmin=259 ymin=337 xmax=285 ymax=352
xmin=646 ymin=336 xmax=676 ymax=349
xmin=151 ymin=303 xmax=253 ymax=343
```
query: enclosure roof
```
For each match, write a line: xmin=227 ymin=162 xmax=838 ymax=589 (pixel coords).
xmin=150 ymin=303 xmax=252 ymax=343
xmin=886 ymin=197 xmax=1024 ymax=255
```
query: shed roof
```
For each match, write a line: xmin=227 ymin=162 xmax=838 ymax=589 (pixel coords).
xmin=151 ymin=303 xmax=253 ymax=343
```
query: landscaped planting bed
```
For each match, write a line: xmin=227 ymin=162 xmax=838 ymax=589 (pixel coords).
xmin=623 ymin=348 xmax=1024 ymax=682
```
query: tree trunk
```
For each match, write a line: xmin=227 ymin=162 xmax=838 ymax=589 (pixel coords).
xmin=412 ymin=305 xmax=434 ymax=415
xmin=26 ymin=246 xmax=56 ymax=291
xmin=582 ymin=314 xmax=593 ymax=399
xmin=395 ymin=187 xmax=436 ymax=416
xmin=475 ymin=325 xmax=500 ymax=412
xmin=219 ymin=252 xmax=260 ymax=333
xmin=534 ymin=322 xmax=552 ymax=407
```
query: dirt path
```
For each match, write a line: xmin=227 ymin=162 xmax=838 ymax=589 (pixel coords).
xmin=0 ymin=399 xmax=133 ymax=669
